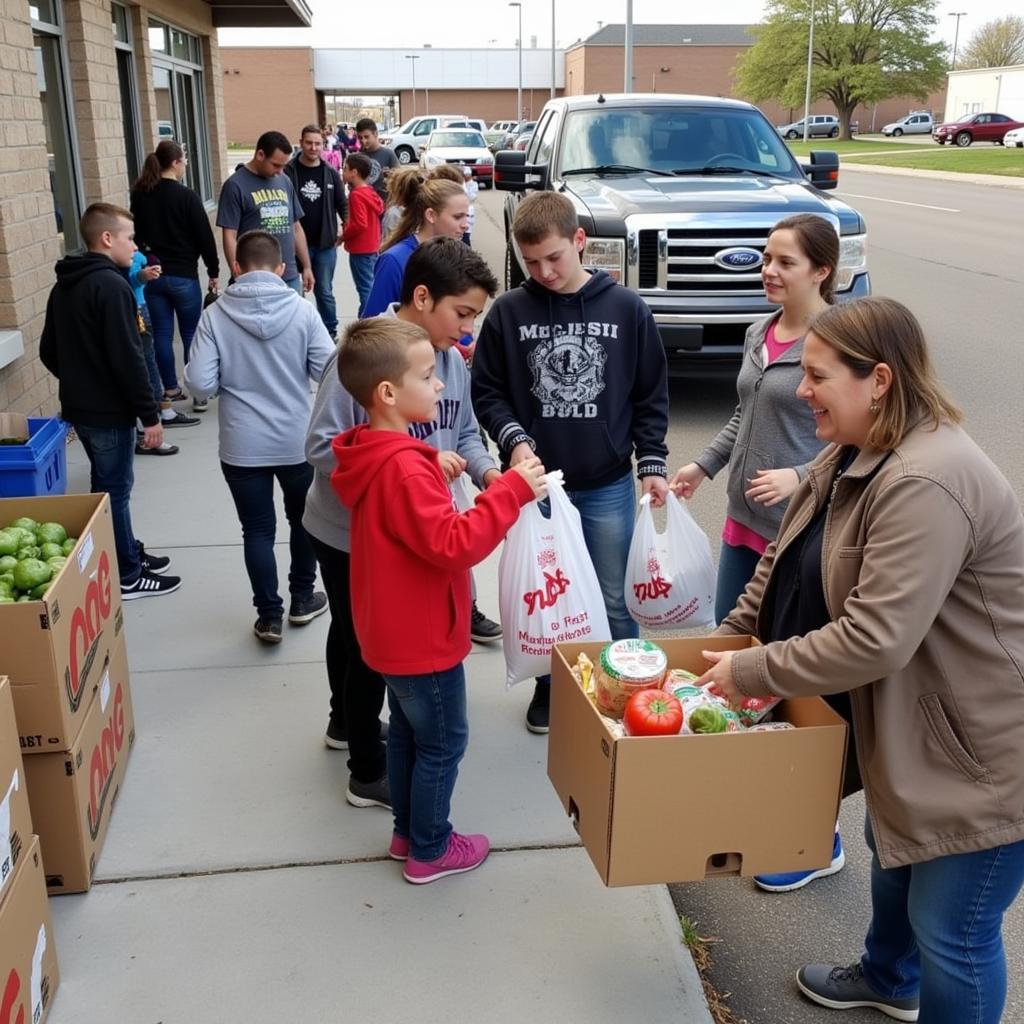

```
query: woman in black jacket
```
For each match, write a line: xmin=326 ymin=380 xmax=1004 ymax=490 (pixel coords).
xmin=130 ymin=141 xmax=219 ymax=411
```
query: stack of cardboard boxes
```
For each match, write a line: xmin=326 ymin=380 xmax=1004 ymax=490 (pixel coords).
xmin=0 ymin=677 xmax=60 ymax=1024
xmin=1 ymin=493 xmax=136 ymax=895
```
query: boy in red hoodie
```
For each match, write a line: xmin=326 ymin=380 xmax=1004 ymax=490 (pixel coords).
xmin=341 ymin=152 xmax=384 ymax=316
xmin=331 ymin=318 xmax=546 ymax=884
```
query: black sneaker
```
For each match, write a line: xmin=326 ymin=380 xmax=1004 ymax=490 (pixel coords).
xmin=346 ymin=773 xmax=391 ymax=809
xmin=796 ymin=963 xmax=919 ymax=1021
xmin=526 ymin=680 xmax=550 ymax=734
xmin=135 ymin=441 xmax=179 ymax=456
xmin=324 ymin=719 xmax=389 ymax=750
xmin=121 ymin=570 xmax=182 ymax=600
xmin=470 ymin=602 xmax=502 ymax=642
xmin=138 ymin=544 xmax=171 ymax=574
xmin=192 ymin=396 xmax=209 ymax=412
xmin=162 ymin=409 xmax=200 ymax=427
xmin=288 ymin=591 xmax=328 ymax=625
xmin=254 ymin=617 xmax=283 ymax=644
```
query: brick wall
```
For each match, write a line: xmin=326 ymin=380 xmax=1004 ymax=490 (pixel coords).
xmin=0 ymin=0 xmax=65 ymax=416
xmin=221 ymin=48 xmax=317 ymax=147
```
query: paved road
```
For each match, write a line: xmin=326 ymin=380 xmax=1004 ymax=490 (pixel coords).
xmin=473 ymin=174 xmax=1024 ymax=1023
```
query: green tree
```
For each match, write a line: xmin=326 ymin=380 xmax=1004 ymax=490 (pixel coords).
xmin=736 ymin=0 xmax=948 ymax=139
xmin=958 ymin=16 xmax=1024 ymax=70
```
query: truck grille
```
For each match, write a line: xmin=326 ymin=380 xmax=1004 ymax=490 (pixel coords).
xmin=637 ymin=227 xmax=772 ymax=296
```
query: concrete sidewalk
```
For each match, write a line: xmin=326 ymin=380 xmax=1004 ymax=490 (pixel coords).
xmin=42 ymin=323 xmax=712 ymax=1022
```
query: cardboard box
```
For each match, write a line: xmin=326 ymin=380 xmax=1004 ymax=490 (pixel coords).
xmin=0 ymin=493 xmax=124 ymax=753
xmin=23 ymin=638 xmax=135 ymax=894
xmin=0 ymin=836 xmax=60 ymax=1024
xmin=0 ymin=678 xmax=34 ymax=903
xmin=547 ymin=636 xmax=848 ymax=887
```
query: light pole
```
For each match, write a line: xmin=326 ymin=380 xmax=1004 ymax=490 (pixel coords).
xmin=550 ymin=0 xmax=556 ymax=99
xmin=802 ymin=0 xmax=815 ymax=144
xmin=949 ymin=11 xmax=967 ymax=70
xmin=405 ymin=54 xmax=419 ymax=116
xmin=652 ymin=65 xmax=670 ymax=92
xmin=509 ymin=2 xmax=522 ymax=121
xmin=624 ymin=0 xmax=633 ymax=93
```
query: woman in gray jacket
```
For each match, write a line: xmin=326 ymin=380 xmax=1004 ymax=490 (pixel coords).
xmin=699 ymin=298 xmax=1024 ymax=1024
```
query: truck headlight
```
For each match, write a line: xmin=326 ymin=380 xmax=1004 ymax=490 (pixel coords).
xmin=835 ymin=233 xmax=867 ymax=291
xmin=582 ymin=238 xmax=625 ymax=282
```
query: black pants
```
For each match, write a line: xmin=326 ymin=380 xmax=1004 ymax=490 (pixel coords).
xmin=309 ymin=534 xmax=386 ymax=783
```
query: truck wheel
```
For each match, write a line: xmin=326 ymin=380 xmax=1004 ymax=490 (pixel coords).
xmin=829 ymin=127 xmax=839 ymax=138
xmin=505 ymin=239 xmax=525 ymax=290
xmin=955 ymin=132 xmax=972 ymax=147
xmin=786 ymin=130 xmax=799 ymax=140
xmin=892 ymin=128 xmax=903 ymax=137
xmin=396 ymin=146 xmax=415 ymax=164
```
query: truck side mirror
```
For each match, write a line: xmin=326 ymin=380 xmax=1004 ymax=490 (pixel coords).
xmin=801 ymin=150 xmax=839 ymax=191
xmin=494 ymin=150 xmax=549 ymax=191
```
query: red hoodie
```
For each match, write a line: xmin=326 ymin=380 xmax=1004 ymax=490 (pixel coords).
xmin=341 ymin=184 xmax=384 ymax=255
xmin=331 ymin=424 xmax=536 ymax=675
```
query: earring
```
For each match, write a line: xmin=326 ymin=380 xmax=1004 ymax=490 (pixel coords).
xmin=869 ymin=399 xmax=880 ymax=414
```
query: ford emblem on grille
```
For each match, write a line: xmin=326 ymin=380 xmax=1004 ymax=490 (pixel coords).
xmin=715 ymin=247 xmax=764 ymax=271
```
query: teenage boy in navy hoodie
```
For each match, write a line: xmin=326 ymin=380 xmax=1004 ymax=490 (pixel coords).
xmin=40 ymin=203 xmax=180 ymax=600
xmin=471 ymin=190 xmax=671 ymax=733
xmin=331 ymin=318 xmax=546 ymax=885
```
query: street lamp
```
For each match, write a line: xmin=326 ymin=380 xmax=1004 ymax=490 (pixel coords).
xmin=509 ymin=2 xmax=522 ymax=121
xmin=652 ymin=65 xmax=670 ymax=92
xmin=550 ymin=0 xmax=556 ymax=99
xmin=949 ymin=11 xmax=967 ymax=70
xmin=405 ymin=54 xmax=419 ymax=117
xmin=802 ymin=0 xmax=816 ymax=144
xmin=624 ymin=0 xmax=633 ymax=93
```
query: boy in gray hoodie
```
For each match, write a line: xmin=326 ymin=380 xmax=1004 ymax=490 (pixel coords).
xmin=303 ymin=236 xmax=500 ymax=810
xmin=186 ymin=230 xmax=335 ymax=643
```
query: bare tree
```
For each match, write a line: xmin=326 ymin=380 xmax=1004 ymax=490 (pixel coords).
xmin=957 ymin=16 xmax=1024 ymax=69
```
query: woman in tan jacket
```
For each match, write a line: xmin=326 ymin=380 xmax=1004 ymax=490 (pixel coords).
xmin=697 ymin=297 xmax=1024 ymax=1024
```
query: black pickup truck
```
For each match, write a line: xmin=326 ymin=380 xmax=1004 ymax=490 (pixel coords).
xmin=495 ymin=94 xmax=870 ymax=370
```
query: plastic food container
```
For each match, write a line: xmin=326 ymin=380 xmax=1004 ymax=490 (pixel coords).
xmin=593 ymin=639 xmax=668 ymax=718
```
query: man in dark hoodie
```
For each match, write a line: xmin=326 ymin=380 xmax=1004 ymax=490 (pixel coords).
xmin=284 ymin=124 xmax=349 ymax=339
xmin=40 ymin=203 xmax=181 ymax=600
xmin=471 ymin=191 xmax=670 ymax=733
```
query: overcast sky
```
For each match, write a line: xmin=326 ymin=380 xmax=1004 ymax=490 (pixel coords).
xmin=218 ymin=0 xmax=1016 ymax=52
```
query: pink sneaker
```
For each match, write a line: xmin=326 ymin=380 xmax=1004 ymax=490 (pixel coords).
xmin=402 ymin=832 xmax=490 ymax=885
xmin=388 ymin=832 xmax=410 ymax=861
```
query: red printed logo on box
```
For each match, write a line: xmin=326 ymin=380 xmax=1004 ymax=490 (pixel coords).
xmin=87 ymin=680 xmax=125 ymax=841
xmin=65 ymin=550 xmax=112 ymax=713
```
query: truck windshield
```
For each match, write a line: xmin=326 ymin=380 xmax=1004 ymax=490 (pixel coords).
xmin=557 ymin=107 xmax=800 ymax=179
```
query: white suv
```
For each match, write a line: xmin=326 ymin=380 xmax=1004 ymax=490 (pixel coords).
xmin=380 ymin=115 xmax=469 ymax=164
xmin=882 ymin=112 xmax=934 ymax=136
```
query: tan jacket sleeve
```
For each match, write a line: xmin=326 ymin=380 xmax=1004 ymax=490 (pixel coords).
xmin=730 ymin=475 xmax=974 ymax=699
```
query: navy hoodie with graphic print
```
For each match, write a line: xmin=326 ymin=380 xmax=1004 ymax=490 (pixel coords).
xmin=471 ymin=269 xmax=669 ymax=491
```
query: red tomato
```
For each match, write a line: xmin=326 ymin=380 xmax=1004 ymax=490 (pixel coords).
xmin=623 ymin=688 xmax=684 ymax=736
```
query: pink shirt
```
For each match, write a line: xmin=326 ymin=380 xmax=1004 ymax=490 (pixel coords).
xmin=722 ymin=318 xmax=801 ymax=554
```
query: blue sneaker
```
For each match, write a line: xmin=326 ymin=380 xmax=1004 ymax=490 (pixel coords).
xmin=754 ymin=831 xmax=845 ymax=892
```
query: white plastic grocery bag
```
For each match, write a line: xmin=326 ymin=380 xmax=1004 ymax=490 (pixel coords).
xmin=499 ymin=471 xmax=612 ymax=687
xmin=624 ymin=493 xmax=716 ymax=630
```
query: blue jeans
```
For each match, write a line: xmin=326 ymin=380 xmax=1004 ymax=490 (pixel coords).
xmin=284 ymin=276 xmax=302 ymax=296
xmin=384 ymin=664 xmax=469 ymax=861
xmin=220 ymin=461 xmax=317 ymax=619
xmin=308 ymin=246 xmax=338 ymax=335
xmin=145 ymin=275 xmax=202 ymax=391
xmin=349 ymin=253 xmax=376 ymax=318
xmin=74 ymin=424 xmax=140 ymax=585
xmin=537 ymin=472 xmax=638 ymax=687
xmin=137 ymin=305 xmax=163 ymax=406
xmin=861 ymin=815 xmax=1024 ymax=1024
xmin=715 ymin=540 xmax=764 ymax=625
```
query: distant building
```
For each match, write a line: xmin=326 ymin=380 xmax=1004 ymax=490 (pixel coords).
xmin=945 ymin=65 xmax=1024 ymax=121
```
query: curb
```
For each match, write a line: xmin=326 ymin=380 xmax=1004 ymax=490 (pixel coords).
xmin=838 ymin=161 xmax=1024 ymax=190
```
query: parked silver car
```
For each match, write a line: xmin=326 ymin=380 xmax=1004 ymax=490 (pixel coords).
xmin=882 ymin=112 xmax=934 ymax=136
xmin=776 ymin=115 xmax=841 ymax=139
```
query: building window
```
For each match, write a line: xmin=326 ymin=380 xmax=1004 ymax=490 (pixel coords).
xmin=112 ymin=3 xmax=141 ymax=188
xmin=148 ymin=19 xmax=212 ymax=202
xmin=32 ymin=2 xmax=82 ymax=253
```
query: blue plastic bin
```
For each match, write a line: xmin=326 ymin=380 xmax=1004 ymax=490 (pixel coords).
xmin=0 ymin=417 xmax=68 ymax=497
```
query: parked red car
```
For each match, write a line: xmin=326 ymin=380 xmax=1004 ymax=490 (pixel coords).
xmin=932 ymin=112 xmax=1024 ymax=147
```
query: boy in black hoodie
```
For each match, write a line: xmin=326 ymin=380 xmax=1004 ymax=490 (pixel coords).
xmin=471 ymin=191 xmax=670 ymax=732
xmin=40 ymin=203 xmax=180 ymax=600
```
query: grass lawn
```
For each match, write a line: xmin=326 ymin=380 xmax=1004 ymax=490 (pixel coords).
xmin=787 ymin=139 xmax=1024 ymax=178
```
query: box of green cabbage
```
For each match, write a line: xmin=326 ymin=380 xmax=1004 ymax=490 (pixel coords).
xmin=0 ymin=493 xmax=123 ymax=753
